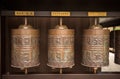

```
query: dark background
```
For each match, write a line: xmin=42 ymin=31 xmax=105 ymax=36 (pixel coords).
xmin=1 ymin=0 xmax=120 ymax=11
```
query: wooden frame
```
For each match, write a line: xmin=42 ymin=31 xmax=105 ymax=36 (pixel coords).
xmin=2 ymin=74 xmax=120 ymax=79
xmin=0 ymin=16 xmax=1 ymax=79
xmin=0 ymin=11 xmax=120 ymax=79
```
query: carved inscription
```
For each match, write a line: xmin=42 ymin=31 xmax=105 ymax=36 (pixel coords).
xmin=82 ymin=35 xmax=109 ymax=67
xmin=48 ymin=34 xmax=74 ymax=68
xmin=48 ymin=36 xmax=74 ymax=46
xmin=11 ymin=35 xmax=40 ymax=68
xmin=12 ymin=35 xmax=39 ymax=46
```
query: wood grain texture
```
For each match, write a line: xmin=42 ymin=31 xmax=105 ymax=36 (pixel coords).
xmin=2 ymin=74 xmax=120 ymax=79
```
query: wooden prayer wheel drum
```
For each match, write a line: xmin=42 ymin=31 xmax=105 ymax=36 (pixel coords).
xmin=82 ymin=24 xmax=110 ymax=68
xmin=115 ymin=30 xmax=120 ymax=64
xmin=11 ymin=24 xmax=40 ymax=69
xmin=47 ymin=25 xmax=74 ymax=69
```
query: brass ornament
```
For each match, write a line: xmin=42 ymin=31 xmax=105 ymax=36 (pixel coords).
xmin=47 ymin=18 xmax=74 ymax=71
xmin=11 ymin=18 xmax=40 ymax=74
xmin=82 ymin=18 xmax=110 ymax=73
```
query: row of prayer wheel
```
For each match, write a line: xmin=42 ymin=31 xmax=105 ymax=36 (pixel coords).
xmin=11 ymin=18 xmax=120 ymax=74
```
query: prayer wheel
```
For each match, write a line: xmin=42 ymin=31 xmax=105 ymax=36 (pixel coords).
xmin=47 ymin=20 xmax=74 ymax=69
xmin=115 ymin=30 xmax=120 ymax=64
xmin=82 ymin=24 xmax=110 ymax=73
xmin=11 ymin=19 xmax=40 ymax=71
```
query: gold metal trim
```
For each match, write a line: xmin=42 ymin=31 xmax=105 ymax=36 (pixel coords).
xmin=51 ymin=11 xmax=70 ymax=16
xmin=15 ymin=11 xmax=34 ymax=16
xmin=88 ymin=12 xmax=107 ymax=16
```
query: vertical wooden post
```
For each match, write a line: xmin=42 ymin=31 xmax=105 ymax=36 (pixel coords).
xmin=0 ymin=15 xmax=1 ymax=79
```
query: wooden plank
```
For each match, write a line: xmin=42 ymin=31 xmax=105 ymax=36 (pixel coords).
xmin=1 ymin=11 xmax=120 ymax=17
xmin=107 ymin=12 xmax=120 ymax=17
xmin=2 ymin=74 xmax=120 ymax=79
xmin=0 ymin=16 xmax=1 ymax=79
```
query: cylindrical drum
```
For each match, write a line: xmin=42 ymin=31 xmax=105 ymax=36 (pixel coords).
xmin=11 ymin=25 xmax=40 ymax=69
xmin=115 ymin=30 xmax=120 ymax=64
xmin=47 ymin=25 xmax=74 ymax=68
xmin=82 ymin=25 xmax=110 ymax=67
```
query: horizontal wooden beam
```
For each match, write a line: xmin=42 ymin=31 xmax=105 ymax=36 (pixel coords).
xmin=1 ymin=11 xmax=120 ymax=17
xmin=2 ymin=74 xmax=120 ymax=79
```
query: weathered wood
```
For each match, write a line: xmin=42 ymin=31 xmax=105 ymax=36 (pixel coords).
xmin=2 ymin=74 xmax=120 ymax=79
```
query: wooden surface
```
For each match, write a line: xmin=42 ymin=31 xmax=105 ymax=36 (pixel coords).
xmin=2 ymin=74 xmax=120 ymax=79
xmin=0 ymin=16 xmax=1 ymax=79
